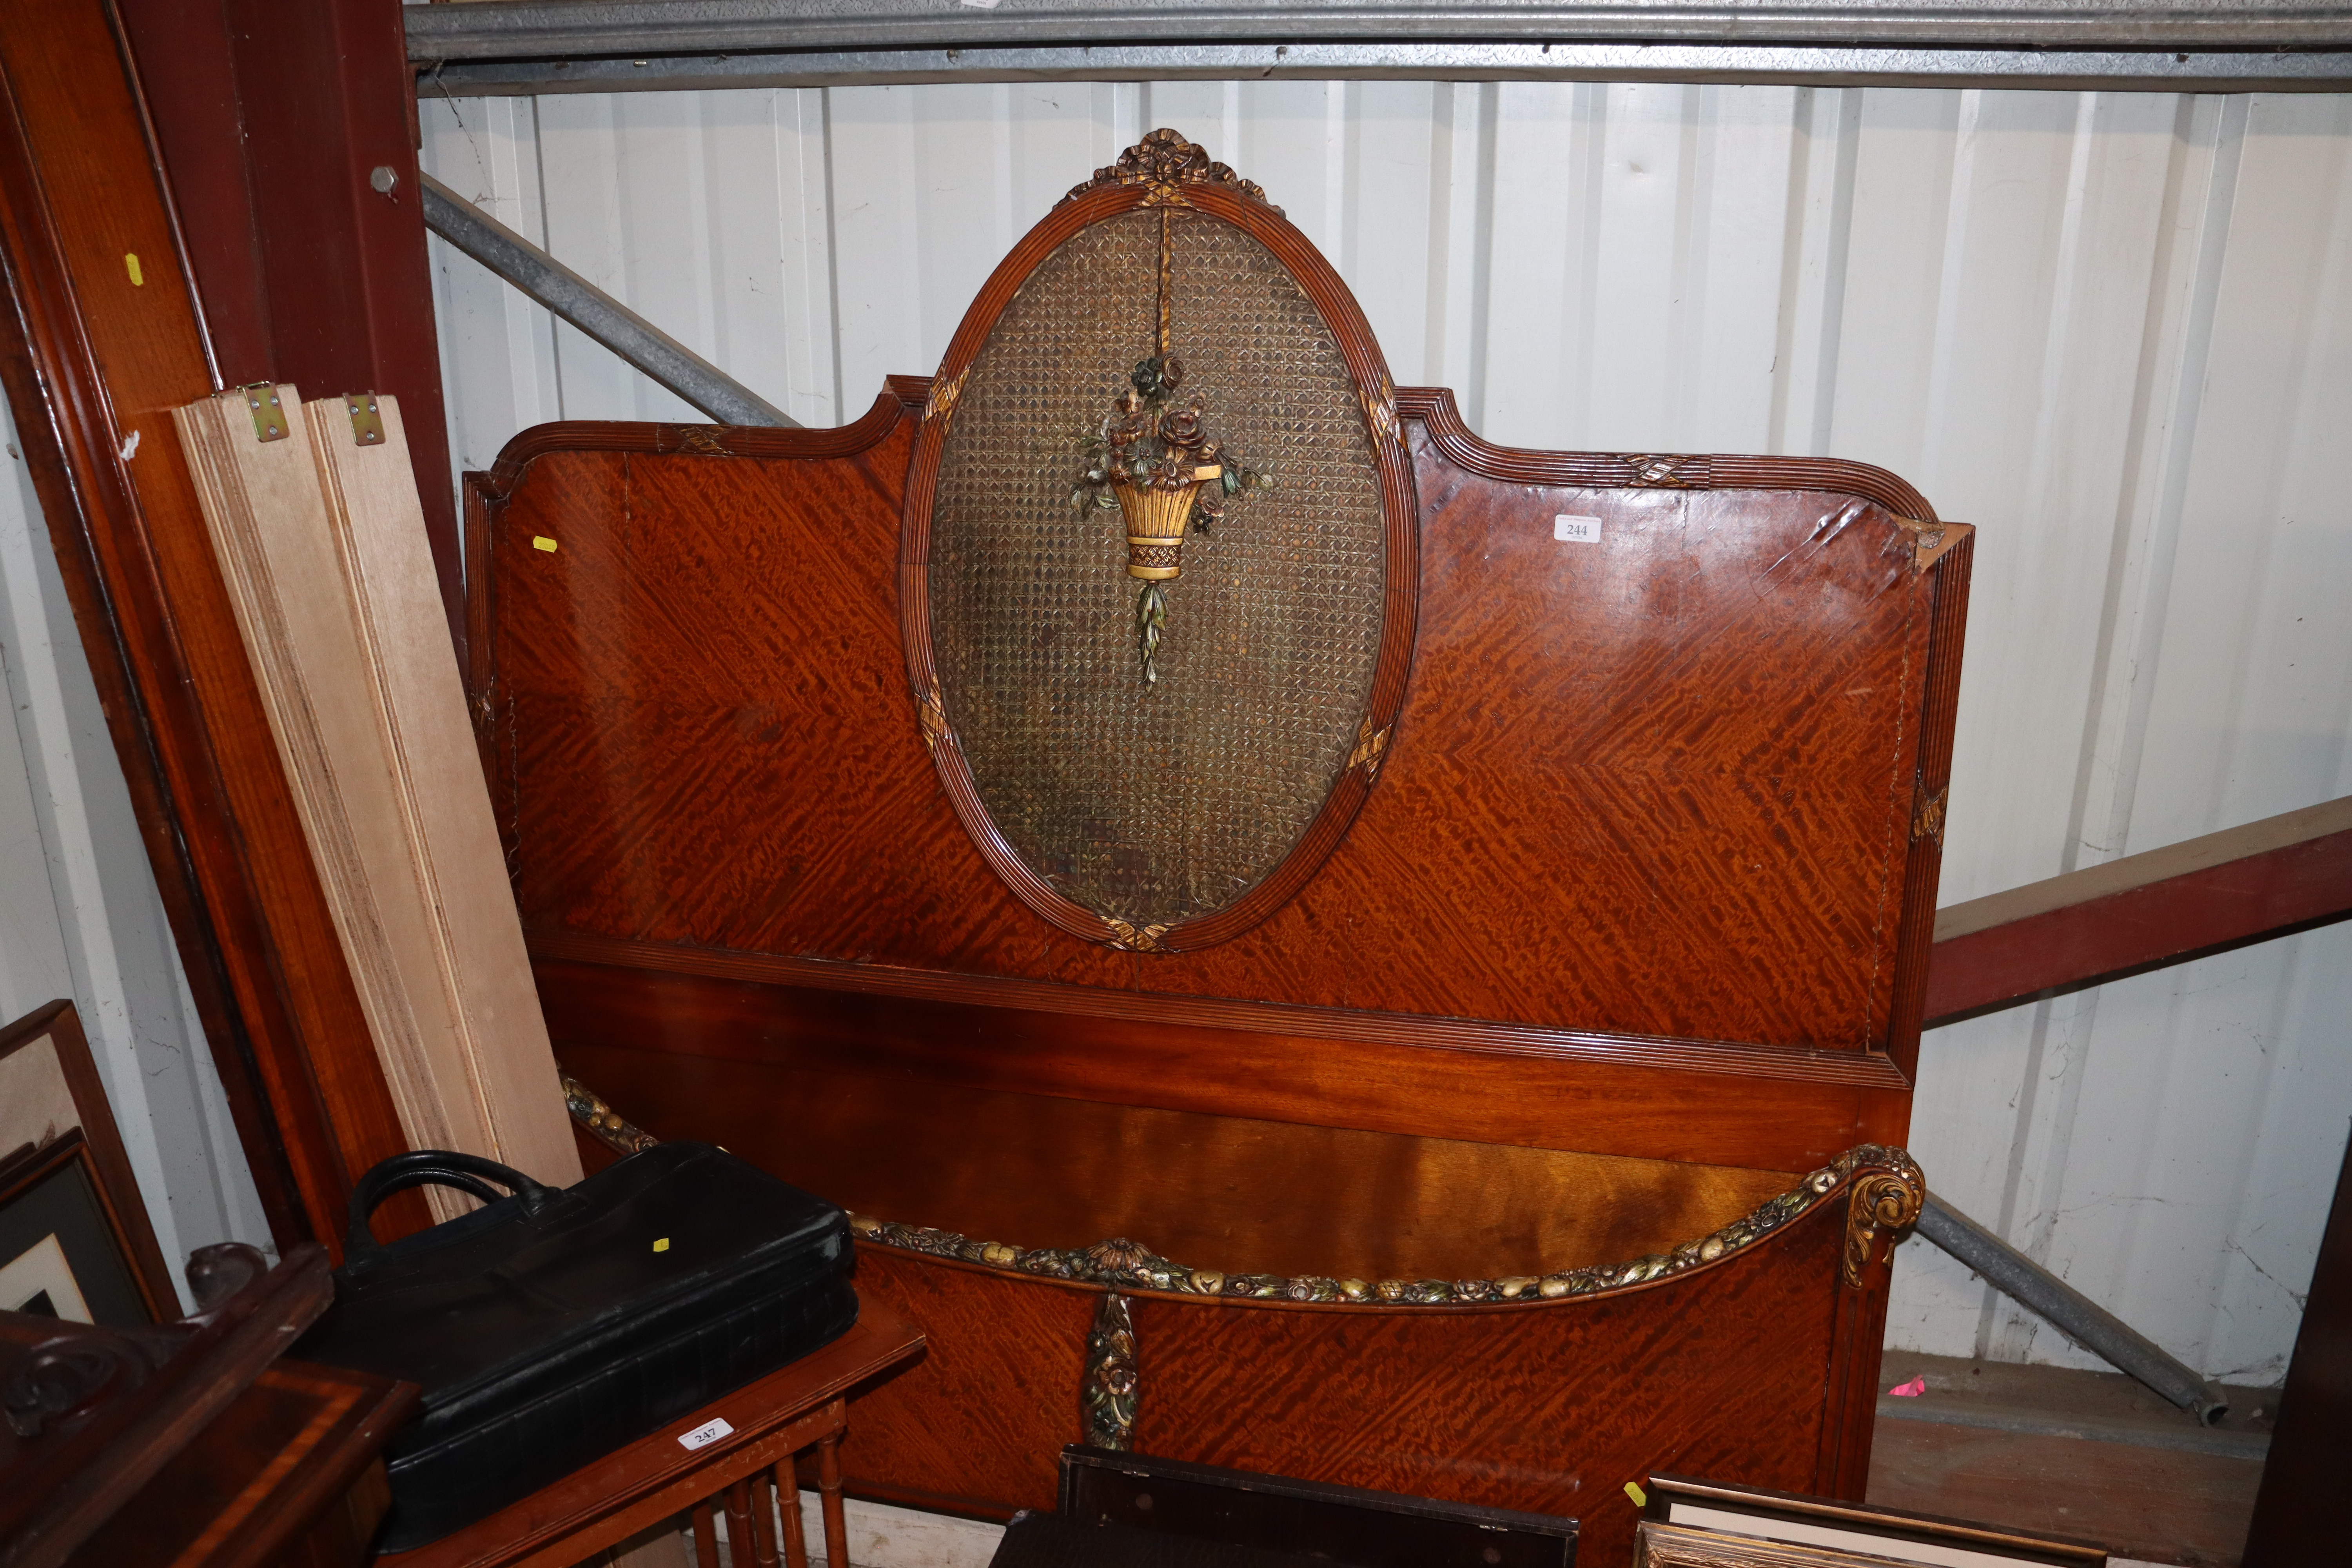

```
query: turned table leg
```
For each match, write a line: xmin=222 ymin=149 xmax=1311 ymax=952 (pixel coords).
xmin=691 ymin=1499 xmax=721 ymax=1568
xmin=775 ymin=1460 xmax=811 ymax=1568
xmin=816 ymin=1408 xmax=849 ymax=1568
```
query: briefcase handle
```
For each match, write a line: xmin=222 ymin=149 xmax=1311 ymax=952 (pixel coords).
xmin=346 ymin=1149 xmax=555 ymax=1259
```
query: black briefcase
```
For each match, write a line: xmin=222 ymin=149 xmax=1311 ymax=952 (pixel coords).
xmin=297 ymin=1141 xmax=857 ymax=1552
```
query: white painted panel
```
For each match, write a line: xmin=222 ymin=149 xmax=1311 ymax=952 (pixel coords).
xmin=420 ymin=83 xmax=2352 ymax=1385
xmin=0 ymin=392 xmax=271 ymax=1305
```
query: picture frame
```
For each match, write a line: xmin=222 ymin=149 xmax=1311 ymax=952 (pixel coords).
xmin=0 ymin=999 xmax=177 ymax=1323
xmin=1638 ymin=1475 xmax=2107 ymax=1568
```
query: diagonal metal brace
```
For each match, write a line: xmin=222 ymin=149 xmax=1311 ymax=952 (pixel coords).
xmin=1916 ymin=1192 xmax=2231 ymax=1425
xmin=419 ymin=172 xmax=796 ymax=430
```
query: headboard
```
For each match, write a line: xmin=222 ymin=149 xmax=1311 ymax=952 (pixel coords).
xmin=471 ymin=129 xmax=1969 ymax=1563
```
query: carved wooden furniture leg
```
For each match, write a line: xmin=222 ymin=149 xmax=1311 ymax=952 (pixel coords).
xmin=817 ymin=1414 xmax=849 ymax=1568
xmin=690 ymin=1499 xmax=720 ymax=1568
xmin=775 ymin=1461 xmax=811 ymax=1568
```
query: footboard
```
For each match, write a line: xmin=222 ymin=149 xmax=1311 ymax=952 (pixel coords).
xmin=570 ymin=1086 xmax=1917 ymax=1568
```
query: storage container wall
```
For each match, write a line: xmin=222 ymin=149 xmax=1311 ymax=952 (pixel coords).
xmin=0 ymin=392 xmax=273 ymax=1305
xmin=420 ymin=82 xmax=2352 ymax=1384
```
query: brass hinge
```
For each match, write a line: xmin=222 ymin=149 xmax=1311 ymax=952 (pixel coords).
xmin=345 ymin=393 xmax=385 ymax=446
xmin=239 ymin=382 xmax=287 ymax=443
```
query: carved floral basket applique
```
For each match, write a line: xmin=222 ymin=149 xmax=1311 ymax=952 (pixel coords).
xmin=1067 ymin=206 xmax=1273 ymax=684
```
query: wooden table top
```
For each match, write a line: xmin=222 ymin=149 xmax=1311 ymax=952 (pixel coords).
xmin=381 ymin=1298 xmax=926 ymax=1568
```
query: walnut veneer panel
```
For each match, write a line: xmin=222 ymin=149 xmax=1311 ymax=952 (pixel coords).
xmin=480 ymin=400 xmax=1955 ymax=1056
xmin=816 ymin=1174 xmax=1885 ymax=1568
xmin=1127 ymin=1207 xmax=1855 ymax=1568
xmin=836 ymin=1247 xmax=1096 ymax=1519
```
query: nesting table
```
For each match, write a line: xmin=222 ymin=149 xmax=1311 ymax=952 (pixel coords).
xmin=380 ymin=1300 xmax=925 ymax=1568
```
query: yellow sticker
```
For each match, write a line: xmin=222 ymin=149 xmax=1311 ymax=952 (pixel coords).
xmin=125 ymin=253 xmax=143 ymax=287
xmin=532 ymin=535 xmax=559 ymax=552
xmin=653 ymin=1237 xmax=670 ymax=1252
xmin=1623 ymin=1482 xmax=1647 ymax=1508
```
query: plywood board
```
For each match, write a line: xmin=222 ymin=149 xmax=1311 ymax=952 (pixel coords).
xmin=172 ymin=387 xmax=577 ymax=1204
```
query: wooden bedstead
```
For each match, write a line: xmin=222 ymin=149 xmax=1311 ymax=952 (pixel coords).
xmin=468 ymin=131 xmax=1971 ymax=1568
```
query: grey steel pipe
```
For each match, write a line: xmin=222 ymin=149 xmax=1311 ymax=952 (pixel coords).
xmin=419 ymin=173 xmax=796 ymax=430
xmin=1916 ymin=1192 xmax=2230 ymax=1425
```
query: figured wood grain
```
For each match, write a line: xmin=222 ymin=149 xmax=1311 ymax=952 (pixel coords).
xmin=818 ymin=1173 xmax=1893 ymax=1568
xmin=836 ymin=1248 xmax=1097 ymax=1519
xmin=559 ymin=1040 xmax=1794 ymax=1282
xmin=1125 ymin=1203 xmax=1856 ymax=1568
xmin=475 ymin=399 xmax=1958 ymax=1058
xmin=0 ymin=0 xmax=418 ymax=1250
xmin=172 ymin=388 xmax=577 ymax=1203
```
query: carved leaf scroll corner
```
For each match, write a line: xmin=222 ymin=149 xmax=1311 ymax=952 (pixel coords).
xmin=1842 ymin=1150 xmax=1925 ymax=1290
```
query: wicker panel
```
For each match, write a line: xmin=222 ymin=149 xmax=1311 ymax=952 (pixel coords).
xmin=929 ymin=210 xmax=1386 ymax=929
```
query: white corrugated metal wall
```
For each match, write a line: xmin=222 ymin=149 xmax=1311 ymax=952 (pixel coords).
xmin=420 ymin=81 xmax=2352 ymax=1385
xmin=0 ymin=395 xmax=272 ymax=1306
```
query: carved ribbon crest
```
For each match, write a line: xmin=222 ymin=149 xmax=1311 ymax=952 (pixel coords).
xmin=1062 ymin=127 xmax=1274 ymax=211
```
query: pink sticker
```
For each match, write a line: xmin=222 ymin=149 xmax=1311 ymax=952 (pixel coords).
xmin=1887 ymin=1375 xmax=1927 ymax=1397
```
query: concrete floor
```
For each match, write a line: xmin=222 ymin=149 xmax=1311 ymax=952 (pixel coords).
xmin=1867 ymin=1352 xmax=2274 ymax=1567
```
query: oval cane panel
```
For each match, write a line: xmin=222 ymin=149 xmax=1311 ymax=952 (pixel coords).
xmin=925 ymin=206 xmax=1388 ymax=940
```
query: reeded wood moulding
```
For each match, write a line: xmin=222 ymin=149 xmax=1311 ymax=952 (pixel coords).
xmin=900 ymin=129 xmax=1421 ymax=957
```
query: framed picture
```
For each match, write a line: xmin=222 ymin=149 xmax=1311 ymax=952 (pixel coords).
xmin=0 ymin=1000 xmax=177 ymax=1324
xmin=1639 ymin=1475 xmax=2107 ymax=1568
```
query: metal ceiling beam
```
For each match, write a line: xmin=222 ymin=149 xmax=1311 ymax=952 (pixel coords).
xmin=420 ymin=173 xmax=796 ymax=429
xmin=417 ymin=40 xmax=2352 ymax=96
xmin=407 ymin=1 xmax=2352 ymax=93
